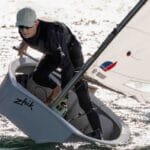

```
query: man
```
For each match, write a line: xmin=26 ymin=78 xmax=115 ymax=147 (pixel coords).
xmin=15 ymin=7 xmax=102 ymax=139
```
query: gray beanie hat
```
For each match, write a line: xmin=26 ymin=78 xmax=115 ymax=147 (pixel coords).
xmin=16 ymin=7 xmax=37 ymax=27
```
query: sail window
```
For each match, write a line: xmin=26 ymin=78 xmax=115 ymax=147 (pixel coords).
xmin=125 ymin=80 xmax=150 ymax=92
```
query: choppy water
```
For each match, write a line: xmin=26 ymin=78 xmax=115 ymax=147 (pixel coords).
xmin=0 ymin=137 xmax=112 ymax=150
xmin=0 ymin=135 xmax=150 ymax=150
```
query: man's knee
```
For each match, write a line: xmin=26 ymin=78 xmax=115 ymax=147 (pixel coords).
xmin=32 ymin=70 xmax=49 ymax=86
xmin=75 ymin=79 xmax=88 ymax=91
xmin=32 ymin=71 xmax=45 ymax=85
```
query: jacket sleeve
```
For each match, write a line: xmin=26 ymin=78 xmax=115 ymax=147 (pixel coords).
xmin=68 ymin=34 xmax=84 ymax=69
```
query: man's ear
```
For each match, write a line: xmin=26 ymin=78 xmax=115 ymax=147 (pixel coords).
xmin=35 ymin=20 xmax=39 ymax=27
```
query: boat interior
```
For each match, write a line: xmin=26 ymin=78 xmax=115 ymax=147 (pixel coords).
xmin=14 ymin=61 xmax=122 ymax=141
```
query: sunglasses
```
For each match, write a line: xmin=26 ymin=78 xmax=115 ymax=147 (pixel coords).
xmin=18 ymin=26 xmax=33 ymax=29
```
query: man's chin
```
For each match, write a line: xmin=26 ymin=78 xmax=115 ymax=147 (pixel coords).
xmin=22 ymin=35 xmax=31 ymax=39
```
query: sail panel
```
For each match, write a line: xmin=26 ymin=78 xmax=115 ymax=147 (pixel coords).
xmin=87 ymin=1 xmax=150 ymax=101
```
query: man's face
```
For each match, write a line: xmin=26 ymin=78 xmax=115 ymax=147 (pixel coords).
xmin=19 ymin=21 xmax=38 ymax=39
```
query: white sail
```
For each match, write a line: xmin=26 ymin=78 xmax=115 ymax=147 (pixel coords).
xmin=87 ymin=0 xmax=150 ymax=102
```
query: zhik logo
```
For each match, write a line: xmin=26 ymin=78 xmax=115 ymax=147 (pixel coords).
xmin=14 ymin=98 xmax=34 ymax=110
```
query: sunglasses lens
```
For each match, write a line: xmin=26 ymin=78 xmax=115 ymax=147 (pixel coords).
xmin=19 ymin=26 xmax=32 ymax=29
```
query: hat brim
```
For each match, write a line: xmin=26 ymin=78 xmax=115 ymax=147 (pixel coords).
xmin=16 ymin=21 xmax=35 ymax=27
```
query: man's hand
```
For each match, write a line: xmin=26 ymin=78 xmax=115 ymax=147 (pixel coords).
xmin=45 ymin=85 xmax=61 ymax=106
xmin=13 ymin=40 xmax=28 ymax=57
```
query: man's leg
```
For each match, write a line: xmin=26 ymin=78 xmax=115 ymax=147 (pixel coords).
xmin=31 ymin=55 xmax=61 ymax=104
xmin=32 ymin=55 xmax=58 ymax=88
xmin=61 ymin=52 xmax=103 ymax=139
xmin=75 ymin=80 xmax=103 ymax=139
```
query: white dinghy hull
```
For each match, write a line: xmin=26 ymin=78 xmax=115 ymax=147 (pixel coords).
xmin=0 ymin=57 xmax=129 ymax=145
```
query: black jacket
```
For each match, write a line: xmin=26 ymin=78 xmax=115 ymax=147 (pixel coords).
xmin=20 ymin=20 xmax=84 ymax=69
